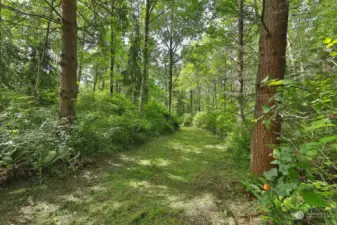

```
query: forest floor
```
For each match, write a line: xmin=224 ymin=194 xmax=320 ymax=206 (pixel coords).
xmin=0 ymin=128 xmax=259 ymax=225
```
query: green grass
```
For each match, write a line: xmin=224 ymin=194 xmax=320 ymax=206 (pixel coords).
xmin=0 ymin=128 xmax=258 ymax=225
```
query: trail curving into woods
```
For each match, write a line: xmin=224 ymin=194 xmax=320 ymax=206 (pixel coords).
xmin=0 ymin=128 xmax=259 ymax=225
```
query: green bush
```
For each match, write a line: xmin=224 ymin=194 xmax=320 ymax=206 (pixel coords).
xmin=181 ymin=113 xmax=193 ymax=127
xmin=244 ymin=74 xmax=337 ymax=224
xmin=192 ymin=109 xmax=236 ymax=136
xmin=226 ymin=125 xmax=251 ymax=165
xmin=0 ymin=91 xmax=179 ymax=183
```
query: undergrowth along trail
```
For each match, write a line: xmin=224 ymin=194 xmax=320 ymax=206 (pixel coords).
xmin=0 ymin=128 xmax=258 ymax=225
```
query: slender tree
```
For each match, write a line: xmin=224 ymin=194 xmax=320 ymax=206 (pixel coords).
xmin=110 ymin=0 xmax=116 ymax=95
xmin=139 ymin=0 xmax=159 ymax=114
xmin=139 ymin=0 xmax=152 ymax=114
xmin=250 ymin=0 xmax=289 ymax=175
xmin=59 ymin=0 xmax=78 ymax=122
xmin=33 ymin=0 xmax=54 ymax=100
xmin=236 ymin=0 xmax=245 ymax=120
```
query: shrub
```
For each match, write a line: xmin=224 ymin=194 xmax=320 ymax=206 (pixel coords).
xmin=192 ymin=109 xmax=237 ymax=136
xmin=0 ymin=91 xmax=179 ymax=183
xmin=244 ymin=74 xmax=337 ymax=224
xmin=226 ymin=125 xmax=251 ymax=165
xmin=181 ymin=113 xmax=193 ymax=127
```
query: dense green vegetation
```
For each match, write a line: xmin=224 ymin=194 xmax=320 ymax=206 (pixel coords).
xmin=0 ymin=128 xmax=257 ymax=225
xmin=1 ymin=0 xmax=337 ymax=224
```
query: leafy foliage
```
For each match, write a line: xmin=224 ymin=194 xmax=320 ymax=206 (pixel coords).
xmin=0 ymin=91 xmax=178 ymax=184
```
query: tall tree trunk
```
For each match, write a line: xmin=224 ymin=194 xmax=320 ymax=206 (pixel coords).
xmin=198 ymin=85 xmax=201 ymax=112
xmin=93 ymin=65 xmax=98 ymax=92
xmin=139 ymin=0 xmax=151 ymax=114
xmin=0 ymin=0 xmax=3 ymax=81
xmin=223 ymin=57 xmax=227 ymax=109
xmin=59 ymin=0 xmax=77 ymax=122
xmin=168 ymin=43 xmax=173 ymax=117
xmin=33 ymin=0 xmax=54 ymax=100
xmin=168 ymin=3 xmax=174 ymax=118
xmin=110 ymin=0 xmax=116 ymax=95
xmin=101 ymin=67 xmax=107 ymax=91
xmin=77 ymin=58 xmax=82 ymax=93
xmin=213 ymin=78 xmax=217 ymax=109
xmin=190 ymin=89 xmax=193 ymax=116
xmin=236 ymin=0 xmax=246 ymax=121
xmin=250 ymin=0 xmax=289 ymax=176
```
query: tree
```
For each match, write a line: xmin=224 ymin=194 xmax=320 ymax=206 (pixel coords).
xmin=139 ymin=0 xmax=157 ymax=115
xmin=250 ymin=0 xmax=289 ymax=175
xmin=236 ymin=0 xmax=246 ymax=123
xmin=109 ymin=0 xmax=116 ymax=95
xmin=59 ymin=0 xmax=78 ymax=122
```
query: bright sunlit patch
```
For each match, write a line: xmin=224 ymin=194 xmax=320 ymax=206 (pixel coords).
xmin=169 ymin=193 xmax=225 ymax=224
xmin=129 ymin=180 xmax=168 ymax=190
xmin=138 ymin=159 xmax=152 ymax=166
xmin=20 ymin=201 xmax=60 ymax=215
xmin=90 ymin=185 xmax=107 ymax=192
xmin=9 ymin=188 xmax=28 ymax=195
xmin=59 ymin=194 xmax=82 ymax=203
xmin=119 ymin=154 xmax=135 ymax=162
xmin=167 ymin=173 xmax=186 ymax=182
xmin=155 ymin=158 xmax=171 ymax=167
xmin=204 ymin=144 xmax=227 ymax=151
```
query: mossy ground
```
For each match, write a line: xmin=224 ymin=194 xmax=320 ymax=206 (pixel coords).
xmin=0 ymin=128 xmax=259 ymax=225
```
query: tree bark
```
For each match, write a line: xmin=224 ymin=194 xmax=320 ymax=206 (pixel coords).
xmin=109 ymin=0 xmax=116 ymax=95
xmin=236 ymin=0 xmax=245 ymax=120
xmin=93 ymin=65 xmax=98 ymax=92
xmin=168 ymin=39 xmax=173 ymax=117
xmin=250 ymin=0 xmax=289 ymax=176
xmin=213 ymin=78 xmax=217 ymax=110
xmin=190 ymin=89 xmax=193 ymax=116
xmin=59 ymin=0 xmax=77 ymax=122
xmin=139 ymin=0 xmax=151 ymax=114
xmin=33 ymin=0 xmax=54 ymax=100
xmin=77 ymin=58 xmax=82 ymax=93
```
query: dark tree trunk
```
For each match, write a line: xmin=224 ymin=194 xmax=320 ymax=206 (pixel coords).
xmin=168 ymin=43 xmax=173 ymax=117
xmin=110 ymin=0 xmax=116 ymax=95
xmin=190 ymin=89 xmax=193 ymax=116
xmin=77 ymin=59 xmax=82 ymax=93
xmin=93 ymin=65 xmax=98 ymax=92
xmin=198 ymin=86 xmax=201 ymax=112
xmin=250 ymin=0 xmax=289 ymax=176
xmin=33 ymin=0 xmax=54 ymax=101
xmin=237 ymin=0 xmax=245 ymax=120
xmin=59 ymin=0 xmax=77 ymax=123
xmin=213 ymin=78 xmax=217 ymax=109
xmin=139 ymin=0 xmax=151 ymax=114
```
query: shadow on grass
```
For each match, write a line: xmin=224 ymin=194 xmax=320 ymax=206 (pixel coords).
xmin=0 ymin=128 xmax=258 ymax=225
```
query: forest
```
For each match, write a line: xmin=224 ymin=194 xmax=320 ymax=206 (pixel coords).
xmin=0 ymin=0 xmax=336 ymax=224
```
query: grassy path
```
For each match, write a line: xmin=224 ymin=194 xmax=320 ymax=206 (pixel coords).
xmin=0 ymin=128 xmax=258 ymax=225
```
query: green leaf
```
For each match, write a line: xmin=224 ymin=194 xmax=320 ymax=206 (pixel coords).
xmin=304 ymin=118 xmax=335 ymax=132
xmin=326 ymin=43 xmax=334 ymax=48
xmin=271 ymin=160 xmax=280 ymax=165
xmin=263 ymin=168 xmax=278 ymax=181
xmin=262 ymin=104 xmax=271 ymax=113
xmin=323 ymin=38 xmax=332 ymax=44
xmin=330 ymin=51 xmax=337 ymax=57
xmin=301 ymin=190 xmax=326 ymax=207
xmin=268 ymin=80 xmax=283 ymax=86
xmin=264 ymin=119 xmax=271 ymax=129
xmin=319 ymin=135 xmax=337 ymax=143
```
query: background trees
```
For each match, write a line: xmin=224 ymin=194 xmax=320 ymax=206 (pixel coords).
xmin=0 ymin=0 xmax=336 ymax=223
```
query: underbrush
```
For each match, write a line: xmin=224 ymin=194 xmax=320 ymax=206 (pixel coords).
xmin=0 ymin=90 xmax=179 ymax=184
xmin=243 ymin=74 xmax=337 ymax=224
xmin=184 ymin=104 xmax=237 ymax=137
